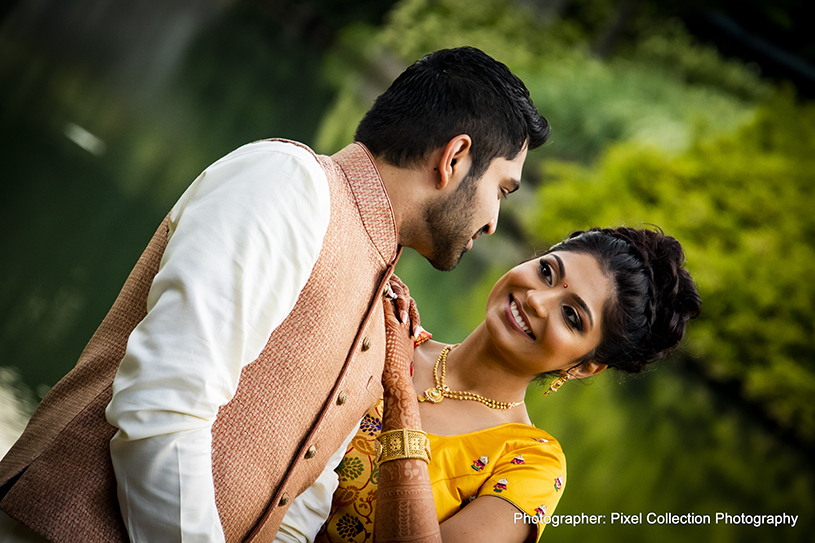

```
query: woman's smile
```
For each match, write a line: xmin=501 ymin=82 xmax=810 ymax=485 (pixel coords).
xmin=508 ymin=296 xmax=535 ymax=339
xmin=484 ymin=251 xmax=613 ymax=376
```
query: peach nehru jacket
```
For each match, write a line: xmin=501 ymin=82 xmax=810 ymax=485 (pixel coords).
xmin=0 ymin=140 xmax=400 ymax=543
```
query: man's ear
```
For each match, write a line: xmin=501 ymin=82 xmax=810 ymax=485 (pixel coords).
xmin=571 ymin=361 xmax=607 ymax=380
xmin=437 ymin=134 xmax=472 ymax=190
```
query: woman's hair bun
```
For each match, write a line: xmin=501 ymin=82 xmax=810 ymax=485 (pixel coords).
xmin=612 ymin=227 xmax=701 ymax=364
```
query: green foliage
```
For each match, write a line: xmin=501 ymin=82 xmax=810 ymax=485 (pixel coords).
xmin=523 ymin=89 xmax=815 ymax=445
xmin=315 ymin=0 xmax=760 ymax=163
xmin=522 ymin=56 xmax=755 ymax=163
xmin=528 ymin=364 xmax=815 ymax=542
xmin=315 ymin=3 xmax=814 ymax=539
xmin=378 ymin=0 xmax=584 ymax=70
xmin=632 ymin=21 xmax=773 ymax=102
xmin=314 ymin=23 xmax=392 ymax=154
xmin=0 ymin=2 xmax=337 ymax=390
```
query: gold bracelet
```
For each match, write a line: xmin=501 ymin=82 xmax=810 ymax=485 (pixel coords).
xmin=375 ymin=428 xmax=431 ymax=465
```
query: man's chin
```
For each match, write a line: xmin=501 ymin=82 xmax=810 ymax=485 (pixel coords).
xmin=426 ymin=245 xmax=468 ymax=272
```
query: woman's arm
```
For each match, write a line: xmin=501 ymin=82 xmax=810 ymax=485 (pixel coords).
xmin=375 ymin=300 xmax=536 ymax=543
xmin=375 ymin=298 xmax=441 ymax=542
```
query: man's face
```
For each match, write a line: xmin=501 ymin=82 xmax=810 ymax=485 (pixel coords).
xmin=423 ymin=146 xmax=528 ymax=271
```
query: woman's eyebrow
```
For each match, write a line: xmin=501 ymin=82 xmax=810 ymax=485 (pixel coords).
xmin=552 ymin=254 xmax=565 ymax=278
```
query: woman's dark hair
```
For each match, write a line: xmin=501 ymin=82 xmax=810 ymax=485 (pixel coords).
xmin=355 ymin=46 xmax=549 ymax=181
xmin=547 ymin=227 xmax=702 ymax=374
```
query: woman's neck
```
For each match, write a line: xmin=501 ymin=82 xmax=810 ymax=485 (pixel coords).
xmin=414 ymin=326 xmax=535 ymax=434
xmin=446 ymin=324 xmax=532 ymax=403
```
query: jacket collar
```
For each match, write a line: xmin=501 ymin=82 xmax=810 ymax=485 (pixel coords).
xmin=332 ymin=142 xmax=399 ymax=265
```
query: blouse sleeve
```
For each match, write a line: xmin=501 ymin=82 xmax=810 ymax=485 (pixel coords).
xmin=477 ymin=435 xmax=567 ymax=539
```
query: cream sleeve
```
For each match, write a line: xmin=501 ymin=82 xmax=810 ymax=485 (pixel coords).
xmin=105 ymin=141 xmax=330 ymax=543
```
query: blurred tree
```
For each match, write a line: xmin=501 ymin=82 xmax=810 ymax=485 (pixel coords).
xmin=315 ymin=0 xmax=764 ymax=163
xmin=0 ymin=0 xmax=395 ymax=392
xmin=522 ymin=89 xmax=815 ymax=451
xmin=562 ymin=0 xmax=815 ymax=96
xmin=314 ymin=0 xmax=766 ymax=337
xmin=507 ymin=91 xmax=815 ymax=543
xmin=309 ymin=2 xmax=815 ymax=540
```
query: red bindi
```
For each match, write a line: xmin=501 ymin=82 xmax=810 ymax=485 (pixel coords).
xmin=563 ymin=283 xmax=568 ymax=288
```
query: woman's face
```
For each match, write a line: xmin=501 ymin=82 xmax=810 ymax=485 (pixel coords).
xmin=484 ymin=250 xmax=612 ymax=377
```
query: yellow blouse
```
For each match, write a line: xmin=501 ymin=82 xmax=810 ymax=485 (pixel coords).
xmin=316 ymin=398 xmax=567 ymax=542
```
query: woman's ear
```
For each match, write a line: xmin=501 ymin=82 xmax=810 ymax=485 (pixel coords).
xmin=571 ymin=361 xmax=607 ymax=380
xmin=436 ymin=134 xmax=472 ymax=189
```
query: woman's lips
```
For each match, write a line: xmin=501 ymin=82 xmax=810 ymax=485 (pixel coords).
xmin=508 ymin=296 xmax=535 ymax=339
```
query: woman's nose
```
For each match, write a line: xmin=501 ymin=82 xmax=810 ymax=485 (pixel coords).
xmin=526 ymin=290 xmax=550 ymax=319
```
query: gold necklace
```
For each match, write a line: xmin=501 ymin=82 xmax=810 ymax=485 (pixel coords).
xmin=417 ymin=345 xmax=523 ymax=410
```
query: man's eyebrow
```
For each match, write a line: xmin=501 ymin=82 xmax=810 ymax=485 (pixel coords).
xmin=552 ymin=253 xmax=595 ymax=329
xmin=507 ymin=178 xmax=521 ymax=193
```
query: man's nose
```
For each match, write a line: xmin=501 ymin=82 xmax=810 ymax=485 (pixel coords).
xmin=484 ymin=216 xmax=498 ymax=236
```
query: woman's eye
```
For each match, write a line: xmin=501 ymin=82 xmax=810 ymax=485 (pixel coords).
xmin=564 ymin=306 xmax=583 ymax=331
xmin=538 ymin=260 xmax=552 ymax=284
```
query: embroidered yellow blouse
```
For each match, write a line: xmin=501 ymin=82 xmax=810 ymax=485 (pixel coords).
xmin=315 ymin=397 xmax=567 ymax=542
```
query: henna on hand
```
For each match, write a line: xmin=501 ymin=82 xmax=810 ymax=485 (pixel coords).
xmin=376 ymin=295 xmax=442 ymax=542
xmin=388 ymin=274 xmax=422 ymax=337
xmin=375 ymin=460 xmax=442 ymax=542
xmin=382 ymin=295 xmax=421 ymax=431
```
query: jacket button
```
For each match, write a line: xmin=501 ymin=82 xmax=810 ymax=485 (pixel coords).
xmin=278 ymin=493 xmax=290 ymax=506
xmin=304 ymin=445 xmax=317 ymax=459
xmin=361 ymin=337 xmax=372 ymax=351
xmin=337 ymin=391 xmax=348 ymax=405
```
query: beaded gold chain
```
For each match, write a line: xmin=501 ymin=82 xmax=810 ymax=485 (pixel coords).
xmin=417 ymin=345 xmax=523 ymax=410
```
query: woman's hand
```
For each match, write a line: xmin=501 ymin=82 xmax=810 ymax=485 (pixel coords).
xmin=381 ymin=293 xmax=421 ymax=431
xmin=387 ymin=274 xmax=422 ymax=338
xmin=373 ymin=291 xmax=441 ymax=542
xmin=377 ymin=291 xmax=532 ymax=543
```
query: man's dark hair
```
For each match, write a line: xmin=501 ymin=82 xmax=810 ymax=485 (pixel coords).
xmin=355 ymin=46 xmax=549 ymax=180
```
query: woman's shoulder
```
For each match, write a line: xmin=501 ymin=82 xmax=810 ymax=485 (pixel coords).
xmin=428 ymin=422 xmax=568 ymax=531
xmin=430 ymin=423 xmax=566 ymax=470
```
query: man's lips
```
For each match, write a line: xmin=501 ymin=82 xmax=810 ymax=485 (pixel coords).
xmin=466 ymin=226 xmax=488 ymax=251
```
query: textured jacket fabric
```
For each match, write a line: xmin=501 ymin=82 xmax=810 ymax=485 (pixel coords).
xmin=0 ymin=141 xmax=399 ymax=543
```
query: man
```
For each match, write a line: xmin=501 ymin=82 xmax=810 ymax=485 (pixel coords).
xmin=0 ymin=46 xmax=548 ymax=542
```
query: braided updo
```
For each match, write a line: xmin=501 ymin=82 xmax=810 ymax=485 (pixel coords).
xmin=547 ymin=227 xmax=701 ymax=373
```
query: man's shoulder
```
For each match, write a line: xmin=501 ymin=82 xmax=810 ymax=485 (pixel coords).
xmin=202 ymin=139 xmax=329 ymax=189
xmin=229 ymin=138 xmax=321 ymax=166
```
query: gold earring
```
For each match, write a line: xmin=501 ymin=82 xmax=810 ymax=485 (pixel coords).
xmin=544 ymin=373 xmax=568 ymax=396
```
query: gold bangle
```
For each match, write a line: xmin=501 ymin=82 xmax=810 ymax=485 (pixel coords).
xmin=375 ymin=428 xmax=431 ymax=465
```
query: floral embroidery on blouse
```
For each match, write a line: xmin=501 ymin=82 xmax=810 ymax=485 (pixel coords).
xmin=471 ymin=456 xmax=489 ymax=472
xmin=493 ymin=478 xmax=509 ymax=493
xmin=358 ymin=413 xmax=381 ymax=436
xmin=336 ymin=456 xmax=365 ymax=482
xmin=316 ymin=330 xmax=566 ymax=543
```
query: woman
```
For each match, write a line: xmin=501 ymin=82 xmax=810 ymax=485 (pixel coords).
xmin=316 ymin=226 xmax=701 ymax=543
